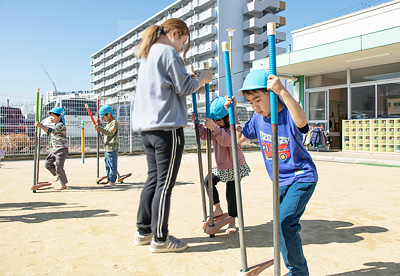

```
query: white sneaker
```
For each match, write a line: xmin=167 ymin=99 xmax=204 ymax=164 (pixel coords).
xmin=150 ymin=235 xmax=188 ymax=253
xmin=134 ymin=231 xmax=153 ymax=246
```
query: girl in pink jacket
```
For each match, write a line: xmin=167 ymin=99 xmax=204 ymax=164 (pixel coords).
xmin=191 ymin=96 xmax=250 ymax=234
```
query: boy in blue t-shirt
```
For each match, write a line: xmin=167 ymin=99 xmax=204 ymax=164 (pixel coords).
xmin=226 ymin=69 xmax=318 ymax=276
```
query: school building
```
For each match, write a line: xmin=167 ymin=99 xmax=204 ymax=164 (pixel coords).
xmin=253 ymin=0 xmax=400 ymax=154
xmin=90 ymin=0 xmax=286 ymax=107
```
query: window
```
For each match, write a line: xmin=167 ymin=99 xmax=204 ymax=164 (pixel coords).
xmin=378 ymin=82 xmax=400 ymax=118
xmin=351 ymin=86 xmax=375 ymax=119
xmin=352 ymin=62 xmax=400 ymax=83
xmin=306 ymin=71 xmax=347 ymax=89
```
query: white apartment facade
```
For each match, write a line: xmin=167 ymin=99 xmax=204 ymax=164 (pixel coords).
xmin=90 ymin=0 xmax=286 ymax=107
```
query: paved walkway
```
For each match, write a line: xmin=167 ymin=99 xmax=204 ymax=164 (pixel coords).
xmin=306 ymin=149 xmax=400 ymax=166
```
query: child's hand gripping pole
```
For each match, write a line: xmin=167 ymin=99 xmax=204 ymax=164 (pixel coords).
xmin=191 ymin=65 xmax=207 ymax=224
xmin=268 ymin=21 xmax=281 ymax=276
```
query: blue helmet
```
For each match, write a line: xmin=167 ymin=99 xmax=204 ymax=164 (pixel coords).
xmin=237 ymin=69 xmax=269 ymax=96
xmin=237 ymin=69 xmax=285 ymax=105
xmin=99 ymin=105 xmax=116 ymax=119
xmin=209 ymin=96 xmax=229 ymax=120
xmin=48 ymin=106 xmax=65 ymax=124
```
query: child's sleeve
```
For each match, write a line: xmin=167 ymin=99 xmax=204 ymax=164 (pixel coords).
xmin=241 ymin=116 xmax=257 ymax=140
xmin=212 ymin=127 xmax=233 ymax=147
xmin=196 ymin=123 xmax=207 ymax=140
xmin=97 ymin=121 xmax=117 ymax=136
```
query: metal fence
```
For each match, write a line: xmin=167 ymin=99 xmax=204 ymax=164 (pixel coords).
xmin=0 ymin=100 xmax=259 ymax=158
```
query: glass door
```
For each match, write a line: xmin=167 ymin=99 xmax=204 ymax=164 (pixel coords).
xmin=306 ymin=90 xmax=328 ymax=130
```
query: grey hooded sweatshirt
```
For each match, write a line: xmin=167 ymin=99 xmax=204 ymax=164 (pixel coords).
xmin=131 ymin=43 xmax=199 ymax=132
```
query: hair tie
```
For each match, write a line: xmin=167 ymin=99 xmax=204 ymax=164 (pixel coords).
xmin=157 ymin=25 xmax=164 ymax=38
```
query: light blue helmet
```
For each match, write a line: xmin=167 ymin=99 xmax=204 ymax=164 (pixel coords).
xmin=99 ymin=105 xmax=116 ymax=119
xmin=209 ymin=96 xmax=229 ymax=120
xmin=49 ymin=106 xmax=65 ymax=124
xmin=237 ymin=69 xmax=269 ymax=96
xmin=237 ymin=69 xmax=285 ymax=105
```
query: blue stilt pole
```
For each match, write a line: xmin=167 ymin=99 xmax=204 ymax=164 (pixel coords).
xmin=268 ymin=21 xmax=281 ymax=276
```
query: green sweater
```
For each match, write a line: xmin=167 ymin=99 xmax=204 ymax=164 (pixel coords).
xmin=97 ymin=119 xmax=119 ymax=152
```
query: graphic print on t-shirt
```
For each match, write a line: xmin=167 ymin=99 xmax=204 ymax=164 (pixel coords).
xmin=260 ymin=130 xmax=291 ymax=163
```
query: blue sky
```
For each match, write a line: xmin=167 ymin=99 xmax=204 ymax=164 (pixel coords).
xmin=0 ymin=0 xmax=390 ymax=105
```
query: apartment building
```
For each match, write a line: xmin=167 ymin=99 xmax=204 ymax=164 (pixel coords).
xmin=90 ymin=0 xmax=286 ymax=106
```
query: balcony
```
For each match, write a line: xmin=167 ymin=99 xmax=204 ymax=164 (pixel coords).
xmin=195 ymin=8 xmax=217 ymax=25
xmin=243 ymin=31 xmax=286 ymax=47
xmin=189 ymin=57 xmax=217 ymax=71
xmin=122 ymin=35 xmax=135 ymax=49
xmin=92 ymin=63 xmax=104 ymax=74
xmin=120 ymin=68 xmax=138 ymax=82
xmin=193 ymin=0 xmax=216 ymax=10
xmin=243 ymin=14 xmax=285 ymax=31
xmin=197 ymin=41 xmax=217 ymax=56
xmin=91 ymin=55 xmax=104 ymax=67
xmin=121 ymin=79 xmax=136 ymax=90
xmin=243 ymin=45 xmax=285 ymax=63
xmin=192 ymin=25 xmax=217 ymax=42
xmin=172 ymin=3 xmax=193 ymax=19
xmin=122 ymin=47 xmax=135 ymax=59
xmin=243 ymin=0 xmax=285 ymax=15
xmin=103 ymin=87 xmax=118 ymax=97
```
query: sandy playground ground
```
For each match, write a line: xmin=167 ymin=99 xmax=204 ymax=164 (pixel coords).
xmin=0 ymin=151 xmax=399 ymax=276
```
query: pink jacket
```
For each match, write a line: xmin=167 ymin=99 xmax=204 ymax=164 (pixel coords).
xmin=196 ymin=124 xmax=247 ymax=170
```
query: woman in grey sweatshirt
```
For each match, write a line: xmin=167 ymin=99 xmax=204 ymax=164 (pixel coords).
xmin=132 ymin=18 xmax=212 ymax=253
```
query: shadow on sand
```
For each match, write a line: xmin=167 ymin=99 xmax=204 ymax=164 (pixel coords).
xmin=185 ymin=219 xmax=387 ymax=253
xmin=327 ymin=262 xmax=400 ymax=275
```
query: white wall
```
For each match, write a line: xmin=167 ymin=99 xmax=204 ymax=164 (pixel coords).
xmin=292 ymin=0 xmax=400 ymax=51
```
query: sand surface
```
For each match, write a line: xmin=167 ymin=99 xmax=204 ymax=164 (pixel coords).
xmin=0 ymin=151 xmax=399 ymax=275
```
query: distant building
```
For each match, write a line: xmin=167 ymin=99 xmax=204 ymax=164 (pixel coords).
xmin=90 ymin=0 xmax=286 ymax=106
xmin=46 ymin=90 xmax=96 ymax=103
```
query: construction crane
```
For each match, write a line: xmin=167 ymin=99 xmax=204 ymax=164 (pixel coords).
xmin=41 ymin=65 xmax=57 ymax=92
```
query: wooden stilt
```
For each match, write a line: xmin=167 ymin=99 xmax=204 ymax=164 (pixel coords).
xmin=201 ymin=213 xmax=229 ymax=230
xmin=117 ymin=173 xmax=132 ymax=183
xmin=31 ymin=182 xmax=52 ymax=190
xmin=205 ymin=216 xmax=235 ymax=235
xmin=237 ymin=259 xmax=274 ymax=276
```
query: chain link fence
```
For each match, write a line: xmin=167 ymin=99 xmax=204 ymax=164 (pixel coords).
xmin=1 ymin=97 xmax=258 ymax=158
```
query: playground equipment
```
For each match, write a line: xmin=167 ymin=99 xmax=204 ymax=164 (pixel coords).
xmin=31 ymin=90 xmax=51 ymax=191
xmin=85 ymin=104 xmax=132 ymax=184
xmin=191 ymin=65 xmax=208 ymax=226
xmin=231 ymin=22 xmax=280 ymax=276
xmin=197 ymin=62 xmax=234 ymax=236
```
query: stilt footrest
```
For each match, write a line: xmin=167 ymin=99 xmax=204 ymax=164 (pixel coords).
xmin=205 ymin=216 xmax=235 ymax=235
xmin=117 ymin=173 xmax=132 ymax=183
xmin=237 ymin=258 xmax=274 ymax=276
xmin=31 ymin=182 xmax=52 ymax=190
xmin=201 ymin=213 xmax=229 ymax=230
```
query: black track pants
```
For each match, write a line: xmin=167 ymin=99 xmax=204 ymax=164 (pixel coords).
xmin=136 ymin=128 xmax=184 ymax=240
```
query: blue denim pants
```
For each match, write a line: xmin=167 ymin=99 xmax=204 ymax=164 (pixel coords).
xmin=279 ymin=181 xmax=317 ymax=276
xmin=104 ymin=149 xmax=118 ymax=183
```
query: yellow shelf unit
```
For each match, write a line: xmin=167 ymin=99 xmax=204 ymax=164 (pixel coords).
xmin=342 ymin=118 xmax=400 ymax=154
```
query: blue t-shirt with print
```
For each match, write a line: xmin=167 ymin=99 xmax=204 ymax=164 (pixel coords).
xmin=242 ymin=107 xmax=318 ymax=186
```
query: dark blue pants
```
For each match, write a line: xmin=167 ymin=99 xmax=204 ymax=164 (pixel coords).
xmin=279 ymin=181 xmax=316 ymax=276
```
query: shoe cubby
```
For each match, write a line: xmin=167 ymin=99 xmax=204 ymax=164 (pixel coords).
xmin=342 ymin=118 xmax=400 ymax=154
